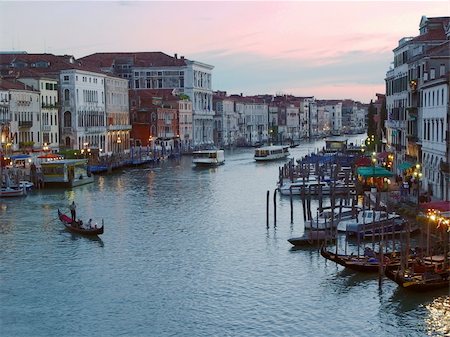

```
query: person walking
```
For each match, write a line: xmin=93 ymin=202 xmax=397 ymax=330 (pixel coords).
xmin=69 ymin=201 xmax=76 ymax=222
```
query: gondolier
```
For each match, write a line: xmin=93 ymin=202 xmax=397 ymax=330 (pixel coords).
xmin=69 ymin=201 xmax=76 ymax=222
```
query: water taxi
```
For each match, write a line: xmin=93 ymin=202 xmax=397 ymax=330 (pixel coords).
xmin=254 ymin=145 xmax=289 ymax=161
xmin=192 ymin=150 xmax=225 ymax=167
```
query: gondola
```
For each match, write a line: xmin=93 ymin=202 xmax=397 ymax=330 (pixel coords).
xmin=57 ymin=209 xmax=104 ymax=236
xmin=320 ymin=246 xmax=400 ymax=272
xmin=385 ymin=267 xmax=449 ymax=292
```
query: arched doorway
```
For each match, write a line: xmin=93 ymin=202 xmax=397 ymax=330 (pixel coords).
xmin=65 ymin=137 xmax=71 ymax=148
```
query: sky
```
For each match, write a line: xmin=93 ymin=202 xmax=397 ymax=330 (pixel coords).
xmin=0 ymin=1 xmax=449 ymax=103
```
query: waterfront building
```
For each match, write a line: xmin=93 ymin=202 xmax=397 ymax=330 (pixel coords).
xmin=79 ymin=52 xmax=214 ymax=147
xmin=286 ymin=104 xmax=300 ymax=141
xmin=0 ymin=78 xmax=40 ymax=152
xmin=298 ymin=97 xmax=318 ymax=138
xmin=213 ymin=91 xmax=238 ymax=147
xmin=18 ymin=75 xmax=60 ymax=152
xmin=419 ymin=41 xmax=449 ymax=200
xmin=0 ymin=87 xmax=11 ymax=155
xmin=385 ymin=16 xmax=449 ymax=179
xmin=59 ymin=69 xmax=106 ymax=154
xmin=105 ymin=76 xmax=131 ymax=156
xmin=173 ymin=97 xmax=193 ymax=152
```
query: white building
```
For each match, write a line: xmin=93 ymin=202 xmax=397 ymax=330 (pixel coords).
xmin=105 ymin=75 xmax=131 ymax=156
xmin=3 ymin=80 xmax=41 ymax=152
xmin=18 ymin=76 xmax=60 ymax=152
xmin=59 ymin=69 xmax=107 ymax=152
xmin=286 ymin=104 xmax=300 ymax=141
xmin=177 ymin=98 xmax=193 ymax=150
xmin=184 ymin=60 xmax=215 ymax=146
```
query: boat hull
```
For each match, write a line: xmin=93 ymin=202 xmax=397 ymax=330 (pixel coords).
xmin=385 ymin=268 xmax=450 ymax=292
xmin=58 ymin=209 xmax=104 ymax=236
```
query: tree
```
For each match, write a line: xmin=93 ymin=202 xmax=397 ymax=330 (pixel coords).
xmin=367 ymin=100 xmax=377 ymax=138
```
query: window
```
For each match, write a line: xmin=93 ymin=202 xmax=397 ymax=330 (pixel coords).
xmin=63 ymin=75 xmax=69 ymax=81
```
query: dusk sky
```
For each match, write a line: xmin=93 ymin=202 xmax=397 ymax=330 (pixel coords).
xmin=1 ymin=1 xmax=448 ymax=102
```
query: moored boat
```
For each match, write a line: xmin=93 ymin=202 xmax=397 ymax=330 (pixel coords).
xmin=385 ymin=267 xmax=449 ymax=292
xmin=192 ymin=149 xmax=225 ymax=167
xmin=57 ymin=209 xmax=104 ymax=236
xmin=305 ymin=206 xmax=361 ymax=230
xmin=254 ymin=145 xmax=289 ymax=161
xmin=0 ymin=186 xmax=26 ymax=197
xmin=320 ymin=246 xmax=400 ymax=272
xmin=288 ymin=230 xmax=335 ymax=247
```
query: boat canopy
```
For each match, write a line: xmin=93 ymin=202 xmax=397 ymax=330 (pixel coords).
xmin=356 ymin=166 xmax=394 ymax=178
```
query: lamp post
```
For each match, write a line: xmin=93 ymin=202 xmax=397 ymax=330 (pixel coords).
xmin=371 ymin=152 xmax=377 ymax=188
xmin=413 ymin=163 xmax=422 ymax=205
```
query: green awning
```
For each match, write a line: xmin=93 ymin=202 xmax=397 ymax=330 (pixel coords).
xmin=357 ymin=166 xmax=394 ymax=178
xmin=398 ymin=162 xmax=414 ymax=172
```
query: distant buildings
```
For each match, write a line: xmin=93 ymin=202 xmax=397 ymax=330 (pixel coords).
xmin=0 ymin=50 xmax=370 ymax=161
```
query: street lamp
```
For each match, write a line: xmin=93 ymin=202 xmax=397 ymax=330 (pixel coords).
xmin=371 ymin=152 xmax=377 ymax=188
xmin=413 ymin=163 xmax=422 ymax=204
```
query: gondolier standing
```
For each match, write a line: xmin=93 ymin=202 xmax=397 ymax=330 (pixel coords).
xmin=69 ymin=201 xmax=76 ymax=222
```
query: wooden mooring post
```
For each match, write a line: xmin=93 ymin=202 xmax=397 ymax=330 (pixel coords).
xmin=266 ymin=190 xmax=270 ymax=229
xmin=273 ymin=189 xmax=277 ymax=227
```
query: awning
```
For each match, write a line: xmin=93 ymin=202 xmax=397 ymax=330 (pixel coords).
xmin=9 ymin=154 xmax=31 ymax=160
xmin=398 ymin=162 xmax=414 ymax=172
xmin=357 ymin=166 xmax=394 ymax=178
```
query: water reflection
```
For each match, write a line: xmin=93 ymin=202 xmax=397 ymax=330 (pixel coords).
xmin=425 ymin=296 xmax=450 ymax=336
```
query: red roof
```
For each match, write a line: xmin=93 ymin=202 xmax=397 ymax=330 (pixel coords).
xmin=79 ymin=52 xmax=187 ymax=69
xmin=0 ymin=78 xmax=36 ymax=91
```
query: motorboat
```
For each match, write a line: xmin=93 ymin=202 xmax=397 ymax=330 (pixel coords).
xmin=0 ymin=186 xmax=27 ymax=197
xmin=254 ymin=145 xmax=289 ymax=161
xmin=336 ymin=210 xmax=403 ymax=234
xmin=192 ymin=149 xmax=225 ymax=167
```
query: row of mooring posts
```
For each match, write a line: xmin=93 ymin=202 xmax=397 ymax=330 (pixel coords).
xmin=268 ymin=162 xmax=359 ymax=229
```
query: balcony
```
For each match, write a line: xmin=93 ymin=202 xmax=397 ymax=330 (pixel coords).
xmin=18 ymin=121 xmax=33 ymax=128
xmin=42 ymin=125 xmax=52 ymax=132
xmin=107 ymin=124 xmax=132 ymax=131
xmin=63 ymin=127 xmax=73 ymax=133
xmin=385 ymin=120 xmax=406 ymax=130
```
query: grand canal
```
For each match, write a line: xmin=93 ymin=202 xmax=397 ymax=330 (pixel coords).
xmin=1 ymin=136 xmax=448 ymax=337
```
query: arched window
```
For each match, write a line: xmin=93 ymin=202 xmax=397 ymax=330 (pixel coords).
xmin=64 ymin=111 xmax=72 ymax=127
xmin=64 ymin=89 xmax=70 ymax=101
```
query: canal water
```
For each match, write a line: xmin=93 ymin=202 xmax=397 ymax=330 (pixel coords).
xmin=1 ymin=136 xmax=448 ymax=337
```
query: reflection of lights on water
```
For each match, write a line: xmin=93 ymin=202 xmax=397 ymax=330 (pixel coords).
xmin=425 ymin=297 xmax=450 ymax=336
xmin=1 ymin=204 xmax=7 ymax=211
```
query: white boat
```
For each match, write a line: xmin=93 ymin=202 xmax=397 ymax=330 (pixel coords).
xmin=0 ymin=186 xmax=26 ymax=197
xmin=279 ymin=180 xmax=329 ymax=195
xmin=336 ymin=210 xmax=402 ymax=233
xmin=192 ymin=150 xmax=225 ymax=167
xmin=305 ymin=206 xmax=361 ymax=230
xmin=10 ymin=180 xmax=34 ymax=191
xmin=254 ymin=145 xmax=289 ymax=161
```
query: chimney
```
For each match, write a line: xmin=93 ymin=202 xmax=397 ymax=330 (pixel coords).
xmin=174 ymin=53 xmax=178 ymax=59
xmin=180 ymin=56 xmax=184 ymax=60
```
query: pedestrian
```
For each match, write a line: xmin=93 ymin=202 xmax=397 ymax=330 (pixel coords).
xmin=69 ymin=201 xmax=76 ymax=222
